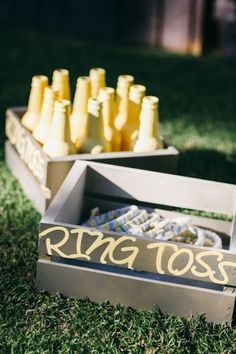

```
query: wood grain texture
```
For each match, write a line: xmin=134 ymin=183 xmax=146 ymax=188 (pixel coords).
xmin=38 ymin=220 xmax=236 ymax=287
xmin=5 ymin=108 xmax=49 ymax=185
xmin=5 ymin=108 xmax=179 ymax=213
xmin=5 ymin=141 xmax=46 ymax=213
xmin=43 ymin=164 xmax=87 ymax=223
xmin=37 ymin=259 xmax=235 ymax=324
xmin=84 ymin=162 xmax=236 ymax=215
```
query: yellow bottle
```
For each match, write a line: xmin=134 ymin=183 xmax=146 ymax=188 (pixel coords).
xmin=80 ymin=98 xmax=103 ymax=154
xmin=43 ymin=100 xmax=76 ymax=157
xmin=33 ymin=87 xmax=58 ymax=144
xmin=122 ymin=84 xmax=146 ymax=151
xmin=90 ymin=68 xmax=106 ymax=98
xmin=70 ymin=76 xmax=91 ymax=151
xmin=22 ymin=75 xmax=48 ymax=131
xmin=99 ymin=87 xmax=121 ymax=152
xmin=114 ymin=75 xmax=134 ymax=133
xmin=52 ymin=69 xmax=70 ymax=100
xmin=133 ymin=96 xmax=163 ymax=153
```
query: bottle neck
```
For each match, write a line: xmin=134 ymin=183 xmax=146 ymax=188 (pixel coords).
xmin=88 ymin=111 xmax=101 ymax=140
xmin=102 ymin=98 xmax=115 ymax=128
xmin=87 ymin=99 xmax=102 ymax=141
xmin=139 ymin=106 xmax=158 ymax=139
xmin=138 ymin=97 xmax=159 ymax=138
xmin=116 ymin=78 xmax=133 ymax=122
xmin=52 ymin=70 xmax=70 ymax=101
xmin=128 ymin=85 xmax=146 ymax=126
xmin=72 ymin=79 xmax=90 ymax=118
xmin=52 ymin=80 xmax=70 ymax=100
xmin=90 ymin=68 xmax=106 ymax=98
xmin=51 ymin=102 xmax=71 ymax=142
xmin=28 ymin=86 xmax=44 ymax=114
xmin=40 ymin=89 xmax=57 ymax=123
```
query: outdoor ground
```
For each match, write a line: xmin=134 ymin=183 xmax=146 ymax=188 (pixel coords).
xmin=0 ymin=27 xmax=236 ymax=353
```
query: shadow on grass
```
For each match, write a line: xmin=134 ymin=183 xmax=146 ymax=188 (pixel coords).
xmin=178 ymin=149 xmax=236 ymax=184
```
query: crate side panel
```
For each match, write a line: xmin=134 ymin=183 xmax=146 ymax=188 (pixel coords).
xmin=43 ymin=163 xmax=87 ymax=224
xmin=38 ymin=221 xmax=236 ymax=287
xmin=5 ymin=141 xmax=46 ymax=213
xmin=85 ymin=163 xmax=236 ymax=215
xmin=90 ymin=151 xmax=179 ymax=174
xmin=5 ymin=108 xmax=48 ymax=185
xmin=46 ymin=161 xmax=74 ymax=203
xmin=37 ymin=259 xmax=235 ymax=324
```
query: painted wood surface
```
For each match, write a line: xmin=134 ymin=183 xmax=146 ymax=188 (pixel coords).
xmin=5 ymin=107 xmax=179 ymax=212
xmin=84 ymin=162 xmax=236 ymax=215
xmin=5 ymin=108 xmax=49 ymax=185
xmin=38 ymin=221 xmax=236 ymax=287
xmin=39 ymin=160 xmax=236 ymax=286
xmin=37 ymin=259 xmax=235 ymax=324
xmin=37 ymin=160 xmax=236 ymax=323
xmin=5 ymin=141 xmax=46 ymax=213
xmin=42 ymin=161 xmax=236 ymax=224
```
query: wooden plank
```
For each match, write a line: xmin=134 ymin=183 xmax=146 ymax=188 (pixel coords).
xmin=46 ymin=150 xmax=178 ymax=210
xmin=5 ymin=108 xmax=49 ymax=186
xmin=5 ymin=141 xmax=46 ymax=213
xmin=42 ymin=164 xmax=87 ymax=224
xmin=37 ymin=259 xmax=235 ymax=324
xmin=83 ymin=161 xmax=236 ymax=215
xmin=46 ymin=160 xmax=74 ymax=207
xmin=52 ymin=145 xmax=179 ymax=162
xmin=88 ymin=149 xmax=178 ymax=174
xmin=38 ymin=220 xmax=236 ymax=287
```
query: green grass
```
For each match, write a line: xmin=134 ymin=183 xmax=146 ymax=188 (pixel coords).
xmin=0 ymin=27 xmax=236 ymax=353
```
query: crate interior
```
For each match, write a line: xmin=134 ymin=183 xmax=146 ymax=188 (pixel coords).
xmin=48 ymin=163 xmax=236 ymax=293
xmin=10 ymin=107 xmax=172 ymax=155
xmin=57 ymin=164 xmax=233 ymax=251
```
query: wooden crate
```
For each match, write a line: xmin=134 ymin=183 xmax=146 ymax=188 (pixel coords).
xmin=5 ymin=107 xmax=179 ymax=213
xmin=37 ymin=160 xmax=236 ymax=324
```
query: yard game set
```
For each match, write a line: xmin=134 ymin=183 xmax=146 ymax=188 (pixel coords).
xmin=5 ymin=67 xmax=236 ymax=324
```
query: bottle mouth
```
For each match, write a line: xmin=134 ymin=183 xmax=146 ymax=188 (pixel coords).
xmin=130 ymin=84 xmax=146 ymax=93
xmin=77 ymin=76 xmax=90 ymax=86
xmin=117 ymin=75 xmax=134 ymax=85
xmin=142 ymin=96 xmax=159 ymax=110
xmin=53 ymin=69 xmax=69 ymax=80
xmin=143 ymin=96 xmax=159 ymax=103
xmin=99 ymin=87 xmax=115 ymax=101
xmin=32 ymin=75 xmax=48 ymax=87
xmin=129 ymin=85 xmax=146 ymax=100
xmin=90 ymin=68 xmax=105 ymax=79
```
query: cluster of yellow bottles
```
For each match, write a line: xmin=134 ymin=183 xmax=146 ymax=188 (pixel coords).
xmin=21 ymin=68 xmax=163 ymax=158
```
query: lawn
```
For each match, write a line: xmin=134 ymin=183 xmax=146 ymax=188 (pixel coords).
xmin=0 ymin=27 xmax=236 ymax=353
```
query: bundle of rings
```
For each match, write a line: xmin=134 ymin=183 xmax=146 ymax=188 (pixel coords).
xmin=82 ymin=205 xmax=222 ymax=249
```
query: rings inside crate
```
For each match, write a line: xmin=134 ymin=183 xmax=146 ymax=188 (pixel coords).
xmin=80 ymin=195 xmax=231 ymax=251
